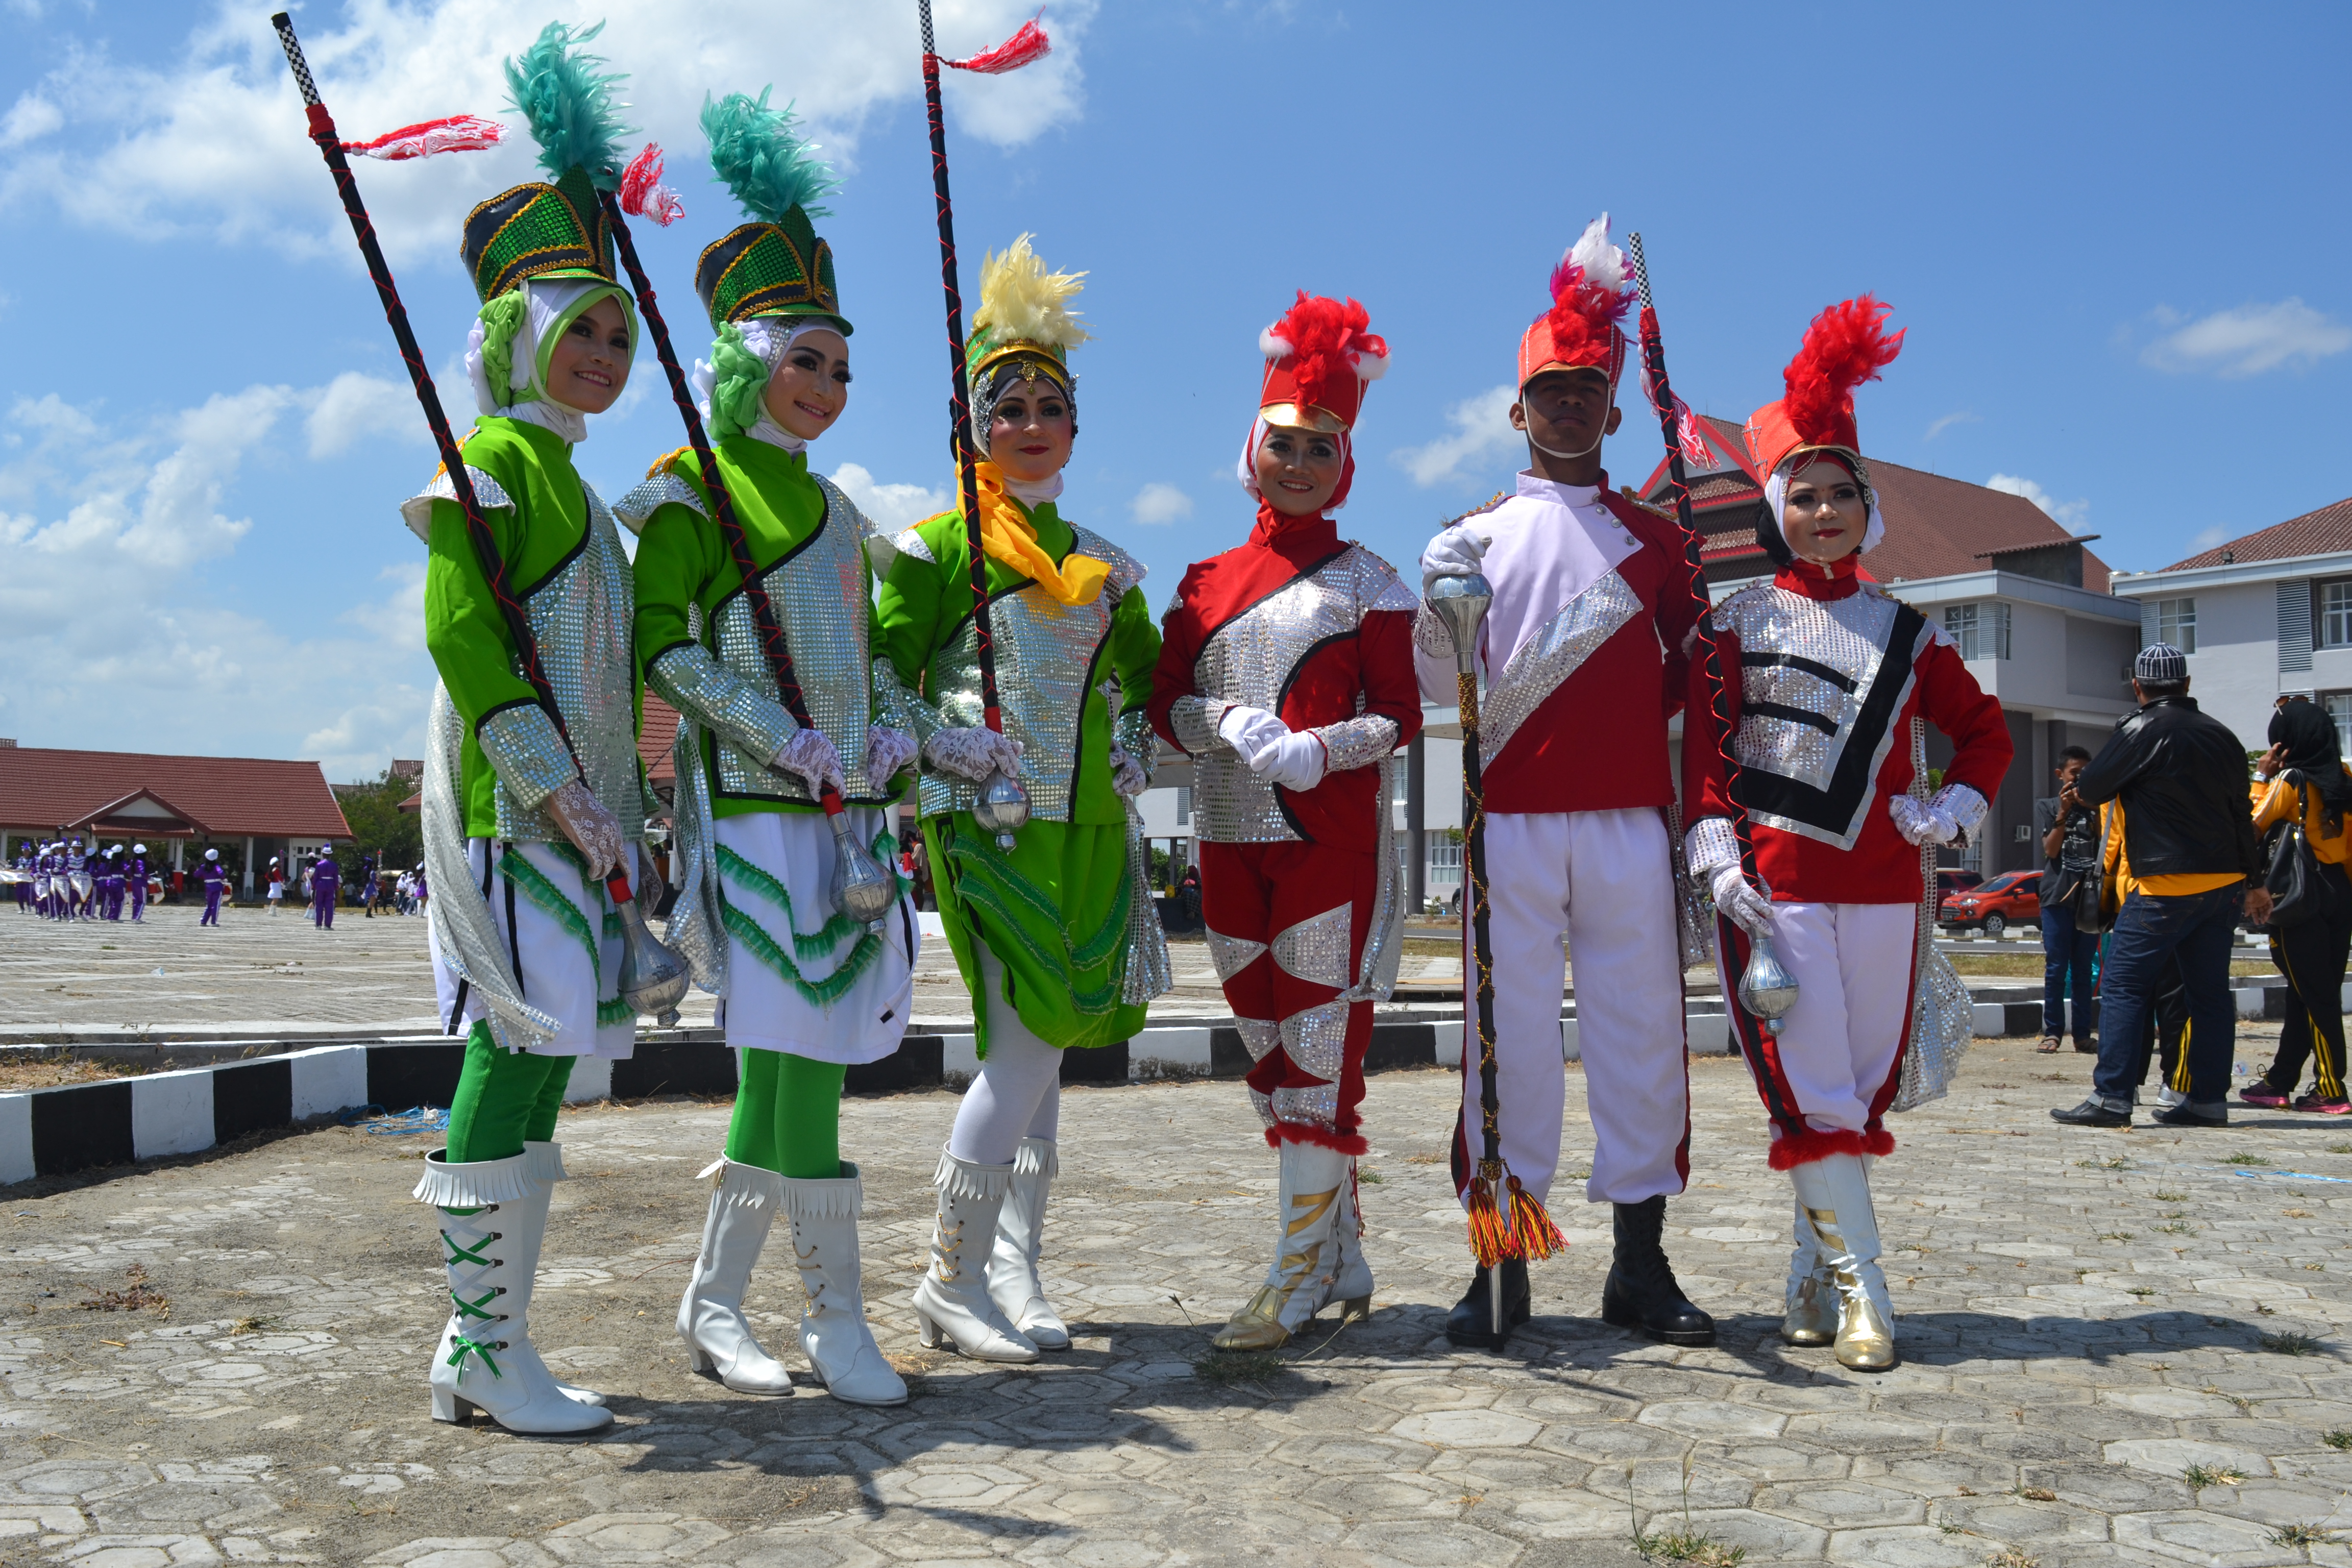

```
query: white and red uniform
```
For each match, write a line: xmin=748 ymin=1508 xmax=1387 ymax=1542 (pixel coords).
xmin=1682 ymin=558 xmax=2010 ymax=1164
xmin=1413 ymin=471 xmax=1705 ymax=1207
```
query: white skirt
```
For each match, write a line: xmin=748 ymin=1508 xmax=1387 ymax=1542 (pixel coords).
xmin=711 ymin=808 xmax=918 ymax=1065
xmin=430 ymin=839 xmax=637 ymax=1059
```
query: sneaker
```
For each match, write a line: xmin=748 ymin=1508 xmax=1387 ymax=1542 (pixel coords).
xmin=2239 ymin=1083 xmax=2291 ymax=1109
xmin=2050 ymin=1099 xmax=2130 ymax=1128
xmin=2290 ymin=1092 xmax=2351 ymax=1115
xmin=2152 ymin=1101 xmax=2228 ymax=1128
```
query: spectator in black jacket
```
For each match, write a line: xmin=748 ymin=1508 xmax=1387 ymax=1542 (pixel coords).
xmin=2052 ymin=645 xmax=2267 ymax=1128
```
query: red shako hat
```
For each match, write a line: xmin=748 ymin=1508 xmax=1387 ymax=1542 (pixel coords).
xmin=1258 ymin=292 xmax=1388 ymax=434
xmin=1743 ymin=296 xmax=1905 ymax=479
xmin=1517 ymin=213 xmax=1633 ymax=390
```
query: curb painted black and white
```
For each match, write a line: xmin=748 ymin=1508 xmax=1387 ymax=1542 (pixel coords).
xmin=5 ymin=979 xmax=2301 ymax=1185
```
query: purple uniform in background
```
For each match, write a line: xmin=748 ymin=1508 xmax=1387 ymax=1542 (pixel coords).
xmin=199 ymin=860 xmax=229 ymax=925
xmin=312 ymin=855 xmax=338 ymax=930
xmin=128 ymin=856 xmax=148 ymax=922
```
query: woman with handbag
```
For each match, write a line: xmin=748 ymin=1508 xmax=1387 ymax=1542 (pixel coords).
xmin=2242 ymin=698 xmax=2352 ymax=1114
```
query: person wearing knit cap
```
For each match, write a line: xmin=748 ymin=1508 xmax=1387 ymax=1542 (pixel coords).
xmin=1682 ymin=297 xmax=2011 ymax=1371
xmin=403 ymin=21 xmax=663 ymax=1437
xmin=873 ymin=235 xmax=1169 ymax=1363
xmin=1149 ymin=293 xmax=1422 ymax=1351
xmin=1413 ymin=216 xmax=1715 ymax=1350
xmin=619 ymin=87 xmax=915 ymax=1409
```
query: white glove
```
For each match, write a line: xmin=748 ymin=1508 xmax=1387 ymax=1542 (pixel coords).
xmin=546 ymin=779 xmax=626 ymax=881
xmin=1419 ymin=523 xmax=1491 ymax=594
xmin=1707 ymin=863 xmax=1777 ymax=939
xmin=1217 ymin=704 xmax=1292 ymax=761
xmin=769 ymin=728 xmax=846 ymax=797
xmin=1107 ymin=743 xmax=1148 ymax=797
xmin=1252 ymin=730 xmax=1329 ymax=792
xmin=1888 ymin=794 xmax=1958 ymax=846
xmin=922 ymin=725 xmax=1025 ymax=783
xmin=864 ymin=724 xmax=919 ymax=782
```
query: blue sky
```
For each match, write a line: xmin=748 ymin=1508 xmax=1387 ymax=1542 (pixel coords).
xmin=2 ymin=0 xmax=2347 ymax=774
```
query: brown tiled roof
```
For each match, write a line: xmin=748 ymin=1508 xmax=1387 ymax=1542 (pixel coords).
xmin=1635 ymin=416 xmax=2110 ymax=592
xmin=2159 ymin=496 xmax=2352 ymax=572
xmin=0 ymin=747 xmax=351 ymax=838
xmin=641 ymin=693 xmax=679 ymax=785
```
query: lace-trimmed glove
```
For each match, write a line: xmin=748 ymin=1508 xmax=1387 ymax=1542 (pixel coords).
xmin=633 ymin=841 xmax=668 ymax=909
xmin=769 ymin=728 xmax=847 ymax=798
xmin=864 ymin=725 xmax=919 ymax=783
xmin=1216 ymin=704 xmax=1292 ymax=762
xmin=1419 ymin=523 xmax=1492 ymax=595
xmin=1252 ymin=731 xmax=1328 ymax=792
xmin=1888 ymin=794 xmax=1959 ymax=847
xmin=1707 ymin=863 xmax=1778 ymax=939
xmin=546 ymin=779 xmax=626 ymax=881
xmin=1685 ymin=817 xmax=1776 ymax=939
xmin=922 ymin=725 xmax=1025 ymax=783
xmin=1107 ymin=743 xmax=1149 ymax=797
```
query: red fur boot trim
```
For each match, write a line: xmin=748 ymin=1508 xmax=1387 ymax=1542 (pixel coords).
xmin=1766 ymin=1126 xmax=1868 ymax=1171
xmin=1268 ymin=1121 xmax=1369 ymax=1156
xmin=1861 ymin=1126 xmax=1895 ymax=1158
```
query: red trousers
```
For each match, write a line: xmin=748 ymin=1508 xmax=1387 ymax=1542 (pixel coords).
xmin=1198 ymin=840 xmax=1377 ymax=1154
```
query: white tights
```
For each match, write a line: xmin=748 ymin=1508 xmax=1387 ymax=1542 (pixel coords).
xmin=945 ymin=944 xmax=1063 ymax=1165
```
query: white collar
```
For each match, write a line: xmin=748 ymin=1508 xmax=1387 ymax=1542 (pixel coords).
xmin=1516 ymin=469 xmax=1602 ymax=507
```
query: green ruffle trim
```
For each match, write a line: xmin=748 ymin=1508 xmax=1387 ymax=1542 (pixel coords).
xmin=500 ymin=846 xmax=621 ymax=1013
xmin=717 ymin=842 xmax=864 ymax=957
xmin=597 ymin=996 xmax=635 ymax=1026
xmin=717 ymin=831 xmax=912 ymax=1008
xmin=941 ymin=829 xmax=1129 ymax=1017
xmin=476 ymin=291 xmax=531 ymax=408
xmin=705 ymin=323 xmax=771 ymax=442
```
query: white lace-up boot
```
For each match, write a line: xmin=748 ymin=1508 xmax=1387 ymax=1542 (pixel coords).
xmin=513 ymin=1141 xmax=606 ymax=1404
xmin=910 ymin=1147 xmax=1038 ymax=1362
xmin=676 ymin=1158 xmax=797 ymax=1394
xmin=988 ymin=1137 xmax=1069 ymax=1350
xmin=785 ymin=1164 xmax=908 ymax=1406
xmin=415 ymin=1149 xmax=610 ymax=1434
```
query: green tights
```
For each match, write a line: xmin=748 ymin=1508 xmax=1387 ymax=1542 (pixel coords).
xmin=724 ymin=1050 xmax=846 ymax=1180
xmin=445 ymin=1022 xmax=575 ymax=1164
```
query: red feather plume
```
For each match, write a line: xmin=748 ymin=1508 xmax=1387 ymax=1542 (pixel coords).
xmin=1781 ymin=296 xmax=1904 ymax=449
xmin=1264 ymin=291 xmax=1387 ymax=413
xmin=620 ymin=143 xmax=684 ymax=227
xmin=1542 ymin=254 xmax=1632 ymax=373
xmin=946 ymin=14 xmax=1052 ymax=74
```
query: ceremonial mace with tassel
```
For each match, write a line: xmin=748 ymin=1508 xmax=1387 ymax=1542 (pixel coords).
xmin=595 ymin=177 xmax=897 ymax=928
xmin=1625 ymin=233 xmax=1798 ymax=1035
xmin=917 ymin=1 xmax=1052 ymax=850
xmin=1427 ymin=574 xmax=1563 ymax=1352
xmin=268 ymin=12 xmax=689 ymax=1024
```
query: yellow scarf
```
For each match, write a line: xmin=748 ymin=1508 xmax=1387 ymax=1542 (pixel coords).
xmin=956 ymin=461 xmax=1109 ymax=606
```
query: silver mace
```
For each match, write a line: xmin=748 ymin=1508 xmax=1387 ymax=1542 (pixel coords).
xmin=830 ymin=813 xmax=900 ymax=930
xmin=970 ymin=766 xmax=1030 ymax=853
xmin=604 ymin=867 xmax=690 ymax=1028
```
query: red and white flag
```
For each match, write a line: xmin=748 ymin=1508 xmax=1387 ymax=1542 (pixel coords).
xmin=943 ymin=12 xmax=1051 ymax=73
xmin=1641 ymin=360 xmax=1724 ymax=473
xmin=620 ymin=143 xmax=684 ymax=227
xmin=340 ymin=115 xmax=504 ymax=161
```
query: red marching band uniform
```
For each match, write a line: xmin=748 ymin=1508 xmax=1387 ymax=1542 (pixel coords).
xmin=1150 ymin=294 xmax=1422 ymax=1350
xmin=1681 ymin=298 xmax=2011 ymax=1371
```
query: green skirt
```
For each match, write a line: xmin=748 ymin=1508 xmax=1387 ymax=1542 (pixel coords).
xmin=924 ymin=812 xmax=1146 ymax=1056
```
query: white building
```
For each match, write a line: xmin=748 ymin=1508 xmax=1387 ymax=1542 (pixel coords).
xmin=2108 ymin=496 xmax=2352 ymax=758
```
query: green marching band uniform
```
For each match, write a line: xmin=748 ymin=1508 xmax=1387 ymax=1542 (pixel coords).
xmin=410 ymin=24 xmax=647 ymax=1436
xmin=616 ymin=90 xmax=915 ymax=1406
xmin=871 ymin=237 xmax=1174 ymax=1360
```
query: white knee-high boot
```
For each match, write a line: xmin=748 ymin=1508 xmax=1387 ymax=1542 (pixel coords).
xmin=988 ymin=1137 xmax=1070 ymax=1350
xmin=1780 ymin=1190 xmax=1835 ymax=1346
xmin=911 ymin=1147 xmax=1038 ymax=1362
xmin=1787 ymin=1152 xmax=1896 ymax=1371
xmin=676 ymin=1159 xmax=797 ymax=1394
xmin=515 ymin=1141 xmax=607 ymax=1404
xmin=415 ymin=1149 xmax=610 ymax=1435
xmin=785 ymin=1164 xmax=908 ymax=1406
xmin=1211 ymin=1140 xmax=1360 ymax=1351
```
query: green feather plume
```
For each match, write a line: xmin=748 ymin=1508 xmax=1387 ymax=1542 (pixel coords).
xmin=702 ymin=88 xmax=839 ymax=223
xmin=503 ymin=20 xmax=635 ymax=191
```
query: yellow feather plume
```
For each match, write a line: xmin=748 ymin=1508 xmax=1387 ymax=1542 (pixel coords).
xmin=974 ymin=234 xmax=1092 ymax=353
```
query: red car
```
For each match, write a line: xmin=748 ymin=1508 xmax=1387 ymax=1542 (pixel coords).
xmin=1939 ymin=869 xmax=2040 ymax=937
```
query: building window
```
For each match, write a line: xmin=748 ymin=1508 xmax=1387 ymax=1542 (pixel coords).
xmin=2158 ymin=597 xmax=2198 ymax=654
xmin=2326 ymin=694 xmax=2352 ymax=754
xmin=2323 ymin=582 xmax=2352 ymax=650
xmin=1944 ymin=602 xmax=2011 ymax=661
xmin=1174 ymin=787 xmax=1191 ymax=827
xmin=1428 ymin=837 xmax=1463 ymax=887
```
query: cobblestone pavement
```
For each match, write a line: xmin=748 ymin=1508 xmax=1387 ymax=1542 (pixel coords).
xmin=5 ymin=1035 xmax=2351 ymax=1565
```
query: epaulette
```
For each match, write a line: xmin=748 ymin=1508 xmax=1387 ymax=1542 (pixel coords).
xmin=1617 ymin=486 xmax=1679 ymax=524
xmin=647 ymin=446 xmax=693 ymax=480
xmin=1443 ymin=490 xmax=1510 ymax=529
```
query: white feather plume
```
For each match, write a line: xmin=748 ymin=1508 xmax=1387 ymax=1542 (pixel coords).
xmin=1260 ymin=326 xmax=1291 ymax=360
xmin=1566 ymin=211 xmax=1626 ymax=294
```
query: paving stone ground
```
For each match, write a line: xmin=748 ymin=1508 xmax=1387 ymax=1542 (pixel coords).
xmin=6 ymin=1026 xmax=2351 ymax=1566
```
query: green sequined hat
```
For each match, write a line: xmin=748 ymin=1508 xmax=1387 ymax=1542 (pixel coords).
xmin=694 ymin=89 xmax=849 ymax=335
xmin=459 ymin=21 xmax=631 ymax=304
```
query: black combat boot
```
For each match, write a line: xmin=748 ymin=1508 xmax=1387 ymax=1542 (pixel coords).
xmin=1444 ymin=1258 xmax=1530 ymax=1349
xmin=1600 ymin=1195 xmax=1716 ymax=1346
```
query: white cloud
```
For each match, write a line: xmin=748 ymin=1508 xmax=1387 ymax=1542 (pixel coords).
xmin=830 ymin=461 xmax=948 ymax=532
xmin=1130 ymin=481 xmax=1193 ymax=525
xmin=2138 ymin=299 xmax=2352 ymax=378
xmin=1390 ymin=385 xmax=1520 ymax=487
xmin=1924 ymin=410 xmax=1979 ymax=440
xmin=2190 ymin=524 xmax=2232 ymax=552
xmin=1987 ymin=473 xmax=2090 ymax=533
xmin=0 ymin=2 xmax=1096 ymax=266
xmin=307 ymin=372 xmax=429 ymax=459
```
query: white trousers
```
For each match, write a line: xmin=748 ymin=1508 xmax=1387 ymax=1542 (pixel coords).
xmin=431 ymin=839 xmax=635 ymax=1059
xmin=1464 ymin=808 xmax=1689 ymax=1207
xmin=1732 ymin=901 xmax=1915 ymax=1137
xmin=711 ymin=808 xmax=918 ymax=1064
